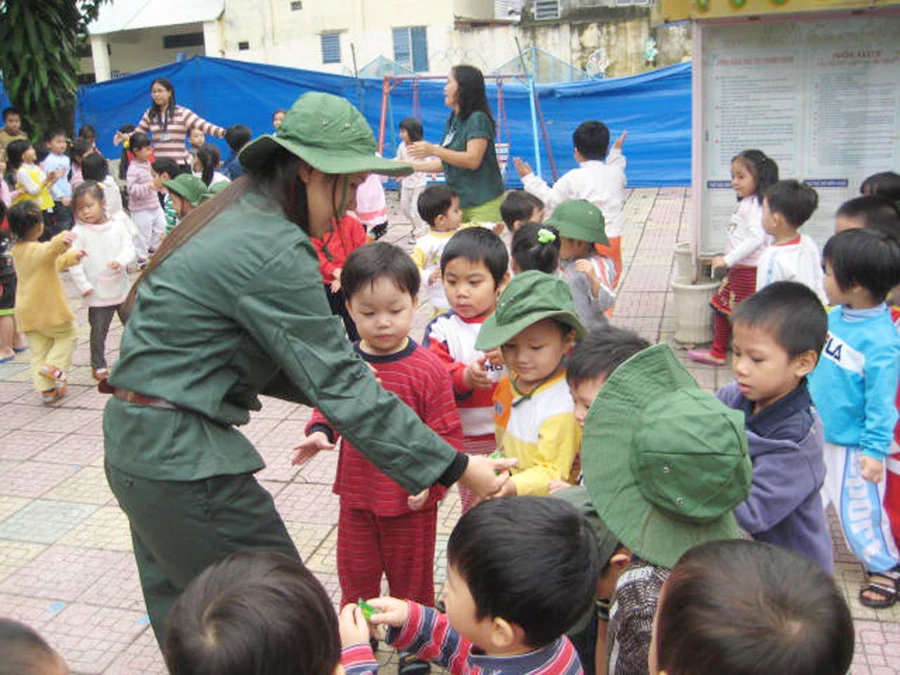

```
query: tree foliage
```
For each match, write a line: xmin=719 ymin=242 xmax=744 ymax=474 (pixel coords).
xmin=0 ymin=0 xmax=110 ymax=139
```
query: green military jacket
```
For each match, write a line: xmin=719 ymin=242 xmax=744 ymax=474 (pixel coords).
xmin=104 ymin=190 xmax=460 ymax=492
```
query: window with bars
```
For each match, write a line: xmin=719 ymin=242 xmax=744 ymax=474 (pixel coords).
xmin=392 ymin=26 xmax=428 ymax=72
xmin=534 ymin=0 xmax=560 ymax=20
xmin=321 ymin=33 xmax=341 ymax=64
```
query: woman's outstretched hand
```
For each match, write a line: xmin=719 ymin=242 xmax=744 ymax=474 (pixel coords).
xmin=458 ymin=454 xmax=517 ymax=500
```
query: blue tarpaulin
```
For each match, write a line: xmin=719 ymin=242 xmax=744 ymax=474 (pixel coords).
xmin=10 ymin=56 xmax=691 ymax=187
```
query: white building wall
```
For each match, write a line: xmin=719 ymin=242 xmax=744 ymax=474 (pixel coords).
xmin=219 ymin=0 xmax=484 ymax=74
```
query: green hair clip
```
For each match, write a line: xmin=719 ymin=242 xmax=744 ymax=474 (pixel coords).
xmin=537 ymin=228 xmax=556 ymax=244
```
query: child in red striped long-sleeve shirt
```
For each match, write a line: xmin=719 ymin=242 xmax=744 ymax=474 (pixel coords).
xmin=294 ymin=242 xmax=463 ymax=670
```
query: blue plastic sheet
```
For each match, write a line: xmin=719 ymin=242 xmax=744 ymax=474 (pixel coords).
xmin=9 ymin=56 xmax=691 ymax=187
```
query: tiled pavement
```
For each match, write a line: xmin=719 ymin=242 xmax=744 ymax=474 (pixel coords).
xmin=0 ymin=188 xmax=896 ymax=674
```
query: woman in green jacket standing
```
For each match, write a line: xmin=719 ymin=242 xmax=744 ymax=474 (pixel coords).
xmin=103 ymin=92 xmax=514 ymax=645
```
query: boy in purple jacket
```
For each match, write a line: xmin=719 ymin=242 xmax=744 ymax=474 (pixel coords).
xmin=716 ymin=281 xmax=833 ymax=573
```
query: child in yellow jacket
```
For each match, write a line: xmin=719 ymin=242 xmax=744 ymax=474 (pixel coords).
xmin=9 ymin=202 xmax=85 ymax=404
xmin=476 ymin=271 xmax=584 ymax=496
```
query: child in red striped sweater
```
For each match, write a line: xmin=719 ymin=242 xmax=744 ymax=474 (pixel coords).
xmin=294 ymin=243 xmax=463 ymax=669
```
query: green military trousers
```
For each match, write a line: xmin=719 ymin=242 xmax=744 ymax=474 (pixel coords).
xmin=105 ymin=463 xmax=300 ymax=647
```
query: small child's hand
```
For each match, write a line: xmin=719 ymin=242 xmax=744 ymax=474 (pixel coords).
xmin=574 ymin=259 xmax=599 ymax=281
xmin=82 ymin=288 xmax=94 ymax=297
xmin=492 ymin=222 xmax=505 ymax=236
xmin=548 ymin=479 xmax=570 ymax=494
xmin=463 ymin=357 xmax=492 ymax=390
xmin=428 ymin=268 xmax=441 ymax=285
xmin=483 ymin=347 xmax=504 ymax=367
xmin=493 ymin=478 xmax=518 ymax=499
xmin=613 ymin=131 xmax=628 ymax=150
xmin=860 ymin=455 xmax=884 ymax=484
xmin=338 ymin=604 xmax=372 ymax=648
xmin=407 ymin=489 xmax=429 ymax=511
xmin=75 ymin=249 xmax=88 ymax=260
xmin=108 ymin=260 xmax=122 ymax=271
xmin=61 ymin=197 xmax=71 ymax=207
xmin=513 ymin=157 xmax=532 ymax=178
xmin=292 ymin=431 xmax=334 ymax=466
xmin=711 ymin=255 xmax=728 ymax=272
xmin=366 ymin=596 xmax=409 ymax=628
xmin=61 ymin=231 xmax=77 ymax=245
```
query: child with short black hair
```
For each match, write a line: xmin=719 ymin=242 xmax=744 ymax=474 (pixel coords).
xmin=476 ymin=271 xmax=584 ymax=496
xmin=0 ymin=618 xmax=68 ymax=675
xmin=343 ymin=496 xmax=600 ymax=674
xmin=567 ymin=325 xmax=650 ymax=428
xmin=515 ymin=121 xmax=627 ymax=271
xmin=412 ymin=184 xmax=463 ymax=314
xmin=41 ymin=128 xmax=73 ymax=231
xmin=650 ymin=540 xmax=854 ymax=675
xmin=0 ymin=107 xmax=27 ymax=156
xmin=545 ymin=199 xmax=617 ymax=330
xmin=581 ymin=343 xmax=752 ymax=675
xmin=861 ymin=170 xmax=900 ymax=203
xmin=500 ymin=190 xmax=544 ymax=233
xmin=295 ymin=242 xmax=463 ymax=675
xmin=809 ymin=228 xmax=900 ymax=608
xmin=423 ymin=227 xmax=510 ymax=511
xmin=151 ymin=156 xmax=181 ymax=232
xmin=165 ymin=551 xmax=342 ymax=675
xmin=510 ymin=222 xmax=560 ymax=275
xmin=9 ymin=201 xmax=86 ymax=404
xmin=221 ymin=124 xmax=252 ymax=180
xmin=716 ymin=282 xmax=832 ymax=572
xmin=834 ymin=194 xmax=900 ymax=234
xmin=756 ymin=180 xmax=825 ymax=302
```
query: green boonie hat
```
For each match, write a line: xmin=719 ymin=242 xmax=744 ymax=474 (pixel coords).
xmin=581 ymin=343 xmax=751 ymax=570
xmin=200 ymin=180 xmax=230 ymax=202
xmin=475 ymin=271 xmax=585 ymax=350
xmin=544 ymin=200 xmax=609 ymax=245
xmin=239 ymin=92 xmax=413 ymax=177
xmin=163 ymin=174 xmax=207 ymax=206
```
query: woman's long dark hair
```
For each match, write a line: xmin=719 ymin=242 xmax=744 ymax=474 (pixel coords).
xmin=123 ymin=146 xmax=309 ymax=314
xmin=148 ymin=77 xmax=176 ymax=129
xmin=451 ymin=65 xmax=495 ymax=128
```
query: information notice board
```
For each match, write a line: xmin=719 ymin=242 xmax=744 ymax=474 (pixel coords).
xmin=697 ymin=14 xmax=900 ymax=254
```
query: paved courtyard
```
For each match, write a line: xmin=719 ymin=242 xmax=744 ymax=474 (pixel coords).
xmin=0 ymin=187 xmax=897 ymax=674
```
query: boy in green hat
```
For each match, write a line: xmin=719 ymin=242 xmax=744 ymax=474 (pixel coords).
xmin=580 ymin=343 xmax=752 ymax=675
xmin=163 ymin=173 xmax=207 ymax=224
xmin=545 ymin=200 xmax=617 ymax=331
xmin=476 ymin=270 xmax=584 ymax=496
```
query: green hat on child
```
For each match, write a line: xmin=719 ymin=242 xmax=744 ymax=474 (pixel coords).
xmin=163 ymin=174 xmax=207 ymax=206
xmin=239 ymin=92 xmax=413 ymax=177
xmin=544 ymin=200 xmax=609 ymax=245
xmin=475 ymin=271 xmax=585 ymax=350
xmin=200 ymin=180 xmax=230 ymax=202
xmin=581 ymin=343 xmax=751 ymax=570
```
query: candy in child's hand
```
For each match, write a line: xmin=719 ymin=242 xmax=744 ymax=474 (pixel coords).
xmin=358 ymin=598 xmax=379 ymax=621
xmin=490 ymin=451 xmax=504 ymax=460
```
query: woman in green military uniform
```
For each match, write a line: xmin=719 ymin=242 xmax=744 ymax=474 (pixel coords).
xmin=407 ymin=64 xmax=506 ymax=225
xmin=103 ymin=92 xmax=515 ymax=645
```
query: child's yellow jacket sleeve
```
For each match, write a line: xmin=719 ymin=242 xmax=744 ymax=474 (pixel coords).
xmin=509 ymin=413 xmax=581 ymax=496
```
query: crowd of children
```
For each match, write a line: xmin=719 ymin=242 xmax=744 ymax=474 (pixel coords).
xmin=5 ymin=93 xmax=900 ymax=675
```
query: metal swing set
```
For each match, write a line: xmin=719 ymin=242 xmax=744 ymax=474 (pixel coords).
xmin=376 ymin=72 xmax=559 ymax=183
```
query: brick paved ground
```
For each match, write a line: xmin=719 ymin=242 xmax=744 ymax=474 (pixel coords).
xmin=0 ymin=188 xmax=896 ymax=674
